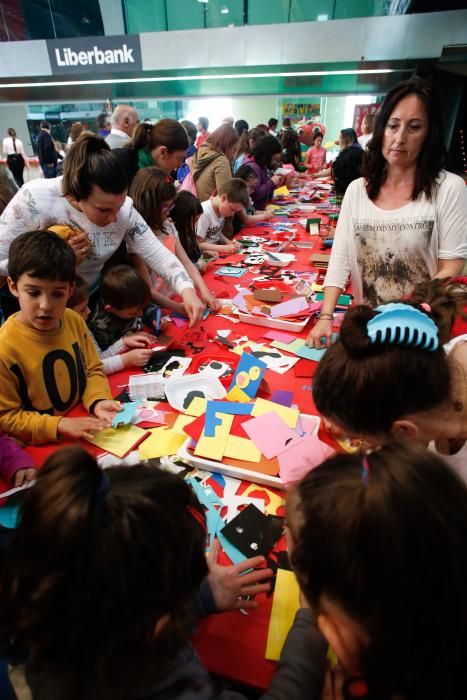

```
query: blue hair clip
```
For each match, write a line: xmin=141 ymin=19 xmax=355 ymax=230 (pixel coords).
xmin=367 ymin=303 xmax=439 ymax=351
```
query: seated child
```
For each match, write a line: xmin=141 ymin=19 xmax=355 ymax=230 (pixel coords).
xmin=196 ymin=178 xmax=250 ymax=256
xmin=233 ymin=164 xmax=273 ymax=234
xmin=0 ymin=446 xmax=329 ymax=699
xmin=0 ymin=431 xmax=36 ymax=487
xmin=89 ymin=264 xmax=163 ymax=351
xmin=304 ymin=132 xmax=327 ymax=175
xmin=287 ymin=441 xmax=467 ymax=700
xmin=0 ymin=230 xmax=119 ymax=444
xmin=170 ymin=190 xmax=217 ymax=274
xmin=68 ymin=276 xmax=154 ymax=373
xmin=130 ymin=168 xmax=220 ymax=311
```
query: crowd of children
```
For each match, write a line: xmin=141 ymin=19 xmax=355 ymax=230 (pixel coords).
xmin=0 ymin=82 xmax=466 ymax=700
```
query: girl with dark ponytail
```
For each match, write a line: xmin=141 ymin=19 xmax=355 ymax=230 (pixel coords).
xmin=0 ymin=447 xmax=274 ymax=700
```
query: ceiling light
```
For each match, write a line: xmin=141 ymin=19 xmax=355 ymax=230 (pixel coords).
xmin=198 ymin=0 xmax=209 ymax=3
xmin=0 ymin=68 xmax=411 ymax=90
xmin=317 ymin=14 xmax=328 ymax=21
xmin=221 ymin=5 xmax=229 ymax=13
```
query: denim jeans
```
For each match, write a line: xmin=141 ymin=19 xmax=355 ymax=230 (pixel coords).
xmin=41 ymin=163 xmax=57 ymax=179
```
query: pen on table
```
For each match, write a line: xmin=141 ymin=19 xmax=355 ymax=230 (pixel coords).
xmin=154 ymin=307 xmax=161 ymax=337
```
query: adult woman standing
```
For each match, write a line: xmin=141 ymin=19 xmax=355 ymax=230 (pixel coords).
xmin=190 ymin=124 xmax=238 ymax=203
xmin=331 ymin=128 xmax=364 ymax=196
xmin=244 ymin=135 xmax=284 ymax=210
xmin=307 ymin=78 xmax=467 ymax=347
xmin=0 ymin=134 xmax=204 ymax=326
xmin=2 ymin=128 xmax=28 ymax=187
xmin=113 ymin=119 xmax=189 ymax=185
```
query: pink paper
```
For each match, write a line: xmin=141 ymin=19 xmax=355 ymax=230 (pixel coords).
xmin=270 ymin=296 xmax=309 ymax=319
xmin=243 ymin=412 xmax=303 ymax=460
xmin=278 ymin=433 xmax=335 ymax=487
xmin=172 ymin=317 xmax=188 ymax=328
xmin=307 ymin=301 xmax=323 ymax=314
xmin=263 ymin=330 xmax=297 ymax=344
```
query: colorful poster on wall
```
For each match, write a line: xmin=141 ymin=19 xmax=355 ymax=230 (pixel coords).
xmin=353 ymin=103 xmax=379 ymax=136
xmin=282 ymin=102 xmax=321 ymax=124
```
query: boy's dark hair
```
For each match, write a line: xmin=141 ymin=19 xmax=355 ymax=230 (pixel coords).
xmin=62 ymin=133 xmax=128 ymax=200
xmin=130 ymin=166 xmax=176 ymax=232
xmin=0 ymin=446 xmax=208 ymax=699
xmin=8 ymin=230 xmax=75 ymax=283
xmin=251 ymin=134 xmax=282 ymax=169
xmin=311 ymin=280 xmax=467 ymax=435
xmin=101 ymin=264 xmax=151 ymax=310
xmin=171 ymin=191 xmax=203 ymax=263
xmin=67 ymin=275 xmax=89 ymax=309
xmin=362 ymin=78 xmax=446 ymax=201
xmin=291 ymin=441 xmax=467 ymax=700
xmin=235 ymin=164 xmax=257 ymax=183
xmin=268 ymin=118 xmax=278 ymax=129
xmin=198 ymin=116 xmax=209 ymax=131
xmin=218 ymin=178 xmax=250 ymax=208
xmin=40 ymin=121 xmax=50 ymax=129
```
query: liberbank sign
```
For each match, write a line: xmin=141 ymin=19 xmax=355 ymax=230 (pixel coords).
xmin=47 ymin=35 xmax=142 ymax=74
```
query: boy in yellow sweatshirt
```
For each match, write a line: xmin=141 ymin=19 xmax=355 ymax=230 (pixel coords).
xmin=0 ymin=230 xmax=120 ymax=444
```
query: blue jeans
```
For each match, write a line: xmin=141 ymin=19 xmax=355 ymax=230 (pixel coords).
xmin=41 ymin=163 xmax=57 ymax=178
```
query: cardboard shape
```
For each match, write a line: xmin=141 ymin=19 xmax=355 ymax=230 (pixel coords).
xmin=254 ymin=289 xmax=283 ymax=303
xmin=243 ymin=412 xmax=303 ymax=460
xmin=224 ymin=435 xmax=261 ymax=463
xmin=112 ymin=400 xmax=142 ymax=428
xmin=251 ymin=398 xmax=299 ymax=429
xmin=226 ymin=352 xmax=267 ymax=401
xmin=265 ymin=569 xmax=300 ymax=661
xmin=85 ymin=424 xmax=148 ymax=458
xmin=220 ymin=504 xmax=283 ymax=558
xmin=195 ymin=413 xmax=234 ymax=461
xmin=278 ymin=432 xmax=335 ymax=487
xmin=139 ymin=427 xmax=186 ymax=460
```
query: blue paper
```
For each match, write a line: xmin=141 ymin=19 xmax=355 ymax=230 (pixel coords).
xmin=112 ymin=400 xmax=142 ymax=428
xmin=0 ymin=502 xmax=20 ymax=529
xmin=216 ymin=266 xmax=248 ymax=278
xmin=295 ymin=334 xmax=338 ymax=361
xmin=227 ymin=352 xmax=267 ymax=400
xmin=204 ymin=400 xmax=253 ymax=437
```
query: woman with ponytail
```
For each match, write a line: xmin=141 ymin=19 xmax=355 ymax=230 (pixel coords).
xmin=2 ymin=127 xmax=28 ymax=187
xmin=286 ymin=441 xmax=467 ymax=700
xmin=0 ymin=133 xmax=204 ymax=326
xmin=0 ymin=447 xmax=332 ymax=700
xmin=313 ymin=277 xmax=467 ymax=475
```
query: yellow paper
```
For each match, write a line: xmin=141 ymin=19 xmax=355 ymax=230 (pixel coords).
xmin=195 ymin=413 xmax=234 ymax=461
xmin=252 ymin=398 xmax=299 ymax=429
xmin=85 ymin=424 xmax=147 ymax=458
xmin=265 ymin=569 xmax=300 ymax=661
xmin=273 ymin=185 xmax=290 ymax=197
xmin=266 ymin=204 xmax=280 ymax=210
xmin=185 ymin=397 xmax=207 ymax=416
xmin=172 ymin=414 xmax=196 ymax=435
xmin=224 ymin=435 xmax=261 ymax=463
xmin=242 ymin=483 xmax=285 ymax=515
xmin=336 ymin=438 xmax=360 ymax=454
xmin=139 ymin=427 xmax=186 ymax=460
xmin=312 ymin=282 xmax=323 ymax=292
xmin=225 ymin=384 xmax=251 ymax=403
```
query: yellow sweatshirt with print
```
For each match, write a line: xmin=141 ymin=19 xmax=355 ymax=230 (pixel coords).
xmin=0 ymin=309 xmax=112 ymax=444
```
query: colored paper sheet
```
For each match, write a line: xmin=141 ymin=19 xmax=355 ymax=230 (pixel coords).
xmin=195 ymin=413 xmax=234 ymax=462
xmin=278 ymin=432 xmax=335 ymax=487
xmin=271 ymin=338 xmax=306 ymax=355
xmin=224 ymin=434 xmax=261 ymax=463
xmin=85 ymin=424 xmax=148 ymax=458
xmin=265 ymin=569 xmax=300 ymax=661
xmin=185 ymin=397 xmax=208 ymax=417
xmin=243 ymin=412 xmax=303 ymax=460
xmin=242 ymin=484 xmax=285 ymax=516
xmin=112 ymin=400 xmax=143 ymax=428
xmin=233 ymin=341 xmax=298 ymax=375
xmin=294 ymin=359 xmax=317 ymax=377
xmin=251 ymin=398 xmax=299 ymax=429
xmin=182 ymin=413 xmax=206 ymax=443
xmin=171 ymin=414 xmax=197 ymax=435
xmin=270 ymin=296 xmax=309 ymax=319
xmin=271 ymin=390 xmax=294 ymax=407
xmin=139 ymin=427 xmax=186 ymax=460
xmin=0 ymin=502 xmax=21 ymax=529
xmin=273 ymin=185 xmax=290 ymax=196
xmin=226 ymin=352 xmax=267 ymax=401
xmin=204 ymin=401 xmax=254 ymax=437
xmin=295 ymin=334 xmax=338 ymax=361
xmin=263 ymin=330 xmax=297 ymax=344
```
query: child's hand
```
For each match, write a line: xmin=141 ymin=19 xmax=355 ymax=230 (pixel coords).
xmin=122 ymin=348 xmax=154 ymax=368
xmin=68 ymin=231 xmax=91 ymax=264
xmin=200 ymin=287 xmax=221 ymax=312
xmin=221 ymin=243 xmax=238 ymax=254
xmin=123 ymin=332 xmax=154 ymax=349
xmin=92 ymin=400 xmax=122 ymax=427
xmin=207 ymin=539 xmax=273 ymax=611
xmin=260 ymin=210 xmax=273 ymax=221
xmin=57 ymin=416 xmax=107 ymax=440
xmin=233 ymin=240 xmax=242 ymax=251
xmin=271 ymin=174 xmax=284 ymax=187
xmin=181 ymin=288 xmax=205 ymax=328
xmin=13 ymin=468 xmax=36 ymax=487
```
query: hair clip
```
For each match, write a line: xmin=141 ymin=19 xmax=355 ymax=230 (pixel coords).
xmin=420 ymin=302 xmax=431 ymax=313
xmin=367 ymin=303 xmax=438 ymax=351
xmin=187 ymin=505 xmax=207 ymax=534
xmin=95 ymin=471 xmax=110 ymax=502
xmin=361 ymin=456 xmax=370 ymax=487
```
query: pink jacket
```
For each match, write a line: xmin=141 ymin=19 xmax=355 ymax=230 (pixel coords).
xmin=0 ymin=431 xmax=35 ymax=485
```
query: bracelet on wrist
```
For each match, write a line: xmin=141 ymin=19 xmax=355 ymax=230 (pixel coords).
xmin=319 ymin=313 xmax=334 ymax=321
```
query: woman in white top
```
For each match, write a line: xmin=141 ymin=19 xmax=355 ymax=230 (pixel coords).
xmin=357 ymin=112 xmax=375 ymax=150
xmin=307 ymin=78 xmax=467 ymax=348
xmin=2 ymin=128 xmax=28 ymax=188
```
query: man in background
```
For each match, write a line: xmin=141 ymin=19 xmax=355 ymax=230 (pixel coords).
xmin=37 ymin=121 xmax=62 ymax=179
xmin=105 ymin=105 xmax=139 ymax=149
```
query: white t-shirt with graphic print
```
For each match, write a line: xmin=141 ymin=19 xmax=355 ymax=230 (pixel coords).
xmin=324 ymin=172 xmax=467 ymax=306
xmin=0 ymin=176 xmax=193 ymax=294
xmin=196 ymin=199 xmax=225 ymax=244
